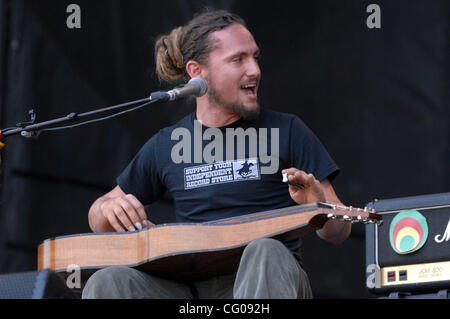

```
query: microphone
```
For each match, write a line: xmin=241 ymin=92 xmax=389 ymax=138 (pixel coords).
xmin=151 ymin=77 xmax=208 ymax=102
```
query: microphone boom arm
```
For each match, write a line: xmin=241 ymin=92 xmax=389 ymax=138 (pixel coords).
xmin=0 ymin=77 xmax=207 ymax=140
xmin=0 ymin=97 xmax=152 ymax=138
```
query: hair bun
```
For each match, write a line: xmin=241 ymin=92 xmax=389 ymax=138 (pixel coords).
xmin=155 ymin=27 xmax=186 ymax=83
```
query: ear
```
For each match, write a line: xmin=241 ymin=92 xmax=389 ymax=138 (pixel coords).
xmin=185 ymin=60 xmax=203 ymax=79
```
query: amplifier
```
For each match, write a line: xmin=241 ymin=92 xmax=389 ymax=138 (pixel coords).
xmin=365 ymin=192 xmax=450 ymax=294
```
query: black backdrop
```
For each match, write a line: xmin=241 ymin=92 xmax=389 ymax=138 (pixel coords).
xmin=0 ymin=0 xmax=448 ymax=298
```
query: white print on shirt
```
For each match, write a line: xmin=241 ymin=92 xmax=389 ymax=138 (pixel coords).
xmin=184 ymin=158 xmax=260 ymax=190
xmin=171 ymin=120 xmax=279 ymax=175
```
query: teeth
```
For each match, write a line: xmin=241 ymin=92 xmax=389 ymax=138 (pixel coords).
xmin=241 ymin=84 xmax=256 ymax=89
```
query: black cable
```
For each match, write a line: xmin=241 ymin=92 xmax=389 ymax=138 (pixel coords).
xmin=0 ymin=127 xmax=18 ymax=133
xmin=39 ymin=100 xmax=155 ymax=133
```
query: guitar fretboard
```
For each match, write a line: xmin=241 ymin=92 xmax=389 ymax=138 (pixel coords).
xmin=203 ymin=202 xmax=382 ymax=226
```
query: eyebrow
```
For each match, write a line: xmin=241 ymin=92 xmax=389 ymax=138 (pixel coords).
xmin=227 ymin=48 xmax=261 ymax=60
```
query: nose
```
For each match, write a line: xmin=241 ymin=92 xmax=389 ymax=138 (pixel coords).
xmin=246 ymin=58 xmax=261 ymax=79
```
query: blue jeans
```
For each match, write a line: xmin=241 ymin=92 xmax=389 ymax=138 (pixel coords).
xmin=81 ymin=238 xmax=313 ymax=299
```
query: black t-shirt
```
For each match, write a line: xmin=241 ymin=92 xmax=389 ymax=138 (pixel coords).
xmin=117 ymin=107 xmax=340 ymax=265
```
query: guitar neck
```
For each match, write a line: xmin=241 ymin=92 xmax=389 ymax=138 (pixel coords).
xmin=317 ymin=202 xmax=382 ymax=224
xmin=204 ymin=202 xmax=382 ymax=227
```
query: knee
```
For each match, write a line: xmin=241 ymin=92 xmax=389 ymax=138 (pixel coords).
xmin=244 ymin=238 xmax=288 ymax=256
xmin=82 ymin=266 xmax=136 ymax=298
xmin=88 ymin=266 xmax=133 ymax=283
xmin=241 ymin=238 xmax=296 ymax=266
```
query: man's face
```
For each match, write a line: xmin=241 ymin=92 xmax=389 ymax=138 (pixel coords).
xmin=202 ymin=24 xmax=261 ymax=120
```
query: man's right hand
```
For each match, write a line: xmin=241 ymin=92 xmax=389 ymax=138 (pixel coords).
xmin=100 ymin=193 xmax=151 ymax=232
xmin=88 ymin=186 xmax=153 ymax=233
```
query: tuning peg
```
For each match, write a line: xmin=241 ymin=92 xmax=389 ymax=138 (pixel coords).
xmin=363 ymin=218 xmax=372 ymax=224
xmin=349 ymin=215 xmax=363 ymax=224
xmin=342 ymin=215 xmax=352 ymax=222
xmin=327 ymin=213 xmax=337 ymax=220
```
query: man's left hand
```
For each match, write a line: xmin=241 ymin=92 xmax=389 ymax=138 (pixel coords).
xmin=282 ymin=168 xmax=326 ymax=205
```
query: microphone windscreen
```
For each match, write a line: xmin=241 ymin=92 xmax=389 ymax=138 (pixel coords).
xmin=189 ymin=77 xmax=208 ymax=97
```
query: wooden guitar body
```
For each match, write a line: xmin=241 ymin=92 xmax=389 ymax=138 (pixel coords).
xmin=38 ymin=202 xmax=381 ymax=281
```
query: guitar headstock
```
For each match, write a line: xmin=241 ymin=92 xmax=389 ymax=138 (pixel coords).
xmin=318 ymin=202 xmax=383 ymax=226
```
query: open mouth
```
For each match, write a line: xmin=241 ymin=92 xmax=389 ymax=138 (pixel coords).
xmin=240 ymin=83 xmax=257 ymax=98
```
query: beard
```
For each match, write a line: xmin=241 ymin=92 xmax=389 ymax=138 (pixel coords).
xmin=205 ymin=75 xmax=260 ymax=121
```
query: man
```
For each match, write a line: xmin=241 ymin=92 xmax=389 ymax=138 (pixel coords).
xmin=82 ymin=8 xmax=350 ymax=299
